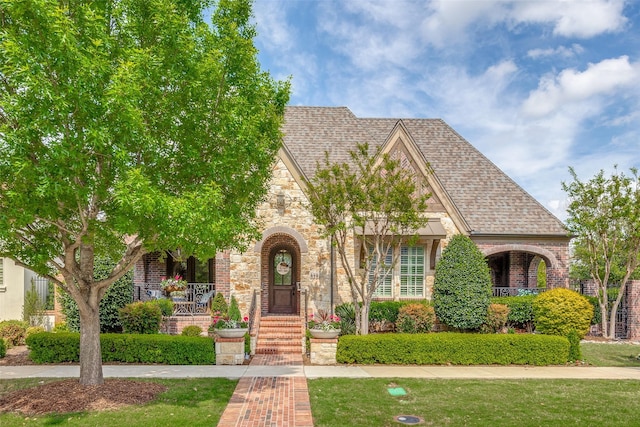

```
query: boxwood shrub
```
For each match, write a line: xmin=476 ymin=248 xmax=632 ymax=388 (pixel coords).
xmin=26 ymin=332 xmax=215 ymax=364
xmin=337 ymin=333 xmax=569 ymax=365
xmin=491 ymin=295 xmax=536 ymax=331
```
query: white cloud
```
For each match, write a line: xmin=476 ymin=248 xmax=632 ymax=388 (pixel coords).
xmin=527 ymin=44 xmax=584 ymax=59
xmin=512 ymin=0 xmax=627 ymax=38
xmin=522 ymin=56 xmax=640 ymax=117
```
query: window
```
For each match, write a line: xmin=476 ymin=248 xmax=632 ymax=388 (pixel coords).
xmin=166 ymin=255 xmax=215 ymax=283
xmin=400 ymin=246 xmax=425 ymax=297
xmin=371 ymin=248 xmax=393 ymax=297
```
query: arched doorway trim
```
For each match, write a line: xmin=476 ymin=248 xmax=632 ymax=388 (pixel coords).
xmin=260 ymin=233 xmax=301 ymax=315
xmin=482 ymin=244 xmax=560 ymax=269
xmin=254 ymin=226 xmax=308 ymax=253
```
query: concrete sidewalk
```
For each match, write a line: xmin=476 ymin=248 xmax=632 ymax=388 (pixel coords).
xmin=2 ymin=364 xmax=640 ymax=380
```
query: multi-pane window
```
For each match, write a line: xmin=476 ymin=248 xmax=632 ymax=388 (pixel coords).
xmin=371 ymin=248 xmax=393 ymax=297
xmin=400 ymin=246 xmax=425 ymax=297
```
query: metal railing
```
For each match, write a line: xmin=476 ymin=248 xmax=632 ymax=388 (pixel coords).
xmin=134 ymin=282 xmax=215 ymax=316
xmin=492 ymin=287 xmax=545 ymax=297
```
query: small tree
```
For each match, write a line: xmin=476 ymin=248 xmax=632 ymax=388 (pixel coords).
xmin=562 ymin=167 xmax=640 ymax=339
xmin=305 ymin=143 xmax=431 ymax=334
xmin=433 ymin=234 xmax=492 ymax=330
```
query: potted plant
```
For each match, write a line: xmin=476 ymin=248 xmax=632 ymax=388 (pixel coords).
xmin=210 ymin=315 xmax=249 ymax=338
xmin=308 ymin=310 xmax=341 ymax=339
xmin=160 ymin=275 xmax=187 ymax=294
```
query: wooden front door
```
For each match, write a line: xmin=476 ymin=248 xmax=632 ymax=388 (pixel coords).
xmin=269 ymin=248 xmax=297 ymax=314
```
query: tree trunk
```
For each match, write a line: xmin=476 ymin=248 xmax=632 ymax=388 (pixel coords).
xmin=78 ymin=302 xmax=103 ymax=386
xmin=360 ymin=303 xmax=369 ymax=335
xmin=600 ymin=302 xmax=610 ymax=339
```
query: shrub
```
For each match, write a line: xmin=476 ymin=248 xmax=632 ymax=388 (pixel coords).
xmin=60 ymin=257 xmax=133 ymax=332
xmin=228 ymin=295 xmax=241 ymax=321
xmin=0 ymin=320 xmax=28 ymax=347
xmin=567 ymin=329 xmax=581 ymax=361
xmin=25 ymin=326 xmax=46 ymax=339
xmin=335 ymin=303 xmax=356 ymax=335
xmin=433 ymin=235 xmax=492 ymax=330
xmin=119 ymin=301 xmax=163 ymax=334
xmin=337 ymin=333 xmax=569 ymax=365
xmin=52 ymin=322 xmax=69 ymax=333
xmin=481 ymin=304 xmax=510 ymax=333
xmin=533 ymin=288 xmax=593 ymax=338
xmin=152 ymin=298 xmax=174 ymax=317
xmin=210 ymin=292 xmax=228 ymax=316
xmin=396 ymin=304 xmax=436 ymax=333
xmin=491 ymin=295 xmax=536 ymax=331
xmin=26 ymin=332 xmax=215 ymax=364
xmin=182 ymin=325 xmax=203 ymax=337
xmin=0 ymin=338 xmax=5 ymax=358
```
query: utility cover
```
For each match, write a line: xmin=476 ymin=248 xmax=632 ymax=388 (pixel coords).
xmin=387 ymin=387 xmax=407 ymax=396
xmin=394 ymin=415 xmax=424 ymax=425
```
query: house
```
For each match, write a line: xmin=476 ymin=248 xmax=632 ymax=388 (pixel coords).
xmin=133 ymin=106 xmax=569 ymax=348
xmin=0 ymin=257 xmax=54 ymax=325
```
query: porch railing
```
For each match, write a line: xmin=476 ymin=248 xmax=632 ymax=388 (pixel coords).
xmin=133 ymin=282 xmax=215 ymax=316
xmin=492 ymin=287 xmax=545 ymax=297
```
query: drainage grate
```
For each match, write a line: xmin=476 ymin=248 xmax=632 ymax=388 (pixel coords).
xmin=394 ymin=415 xmax=424 ymax=425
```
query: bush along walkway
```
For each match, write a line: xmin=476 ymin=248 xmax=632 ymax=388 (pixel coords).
xmin=216 ymin=354 xmax=313 ymax=427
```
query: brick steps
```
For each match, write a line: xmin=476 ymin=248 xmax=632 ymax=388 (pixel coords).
xmin=255 ymin=315 xmax=304 ymax=355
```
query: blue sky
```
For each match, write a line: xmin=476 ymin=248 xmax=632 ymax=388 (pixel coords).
xmin=250 ymin=0 xmax=640 ymax=222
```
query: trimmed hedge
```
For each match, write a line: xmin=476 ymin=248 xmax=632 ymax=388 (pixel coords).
xmin=26 ymin=332 xmax=215 ymax=364
xmin=337 ymin=333 xmax=569 ymax=366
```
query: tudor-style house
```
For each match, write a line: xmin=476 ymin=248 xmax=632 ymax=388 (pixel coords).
xmin=133 ymin=106 xmax=569 ymax=351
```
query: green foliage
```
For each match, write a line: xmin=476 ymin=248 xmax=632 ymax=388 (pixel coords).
xmin=491 ymin=295 xmax=536 ymax=330
xmin=537 ymin=260 xmax=547 ymax=288
xmin=563 ymin=167 xmax=640 ymax=338
xmin=433 ymin=235 xmax=492 ymax=330
xmin=304 ymin=142 xmax=432 ymax=334
xmin=0 ymin=338 xmax=5 ymax=358
xmin=335 ymin=303 xmax=356 ymax=335
xmin=0 ymin=320 xmax=28 ymax=347
xmin=181 ymin=325 xmax=203 ymax=337
xmin=152 ymin=298 xmax=175 ymax=317
xmin=26 ymin=332 xmax=215 ymax=364
xmin=584 ymin=295 xmax=602 ymax=326
xmin=119 ymin=302 xmax=163 ymax=334
xmin=567 ymin=330 xmax=582 ymax=361
xmin=52 ymin=322 xmax=69 ymax=333
xmin=60 ymin=258 xmax=134 ymax=333
xmin=337 ymin=333 xmax=569 ymax=365
xmin=25 ymin=326 xmax=46 ymax=339
xmin=23 ymin=280 xmax=45 ymax=322
xmin=228 ymin=295 xmax=241 ymax=321
xmin=211 ymin=293 xmax=229 ymax=316
xmin=533 ymin=288 xmax=593 ymax=338
xmin=396 ymin=303 xmax=436 ymax=333
xmin=481 ymin=303 xmax=510 ymax=333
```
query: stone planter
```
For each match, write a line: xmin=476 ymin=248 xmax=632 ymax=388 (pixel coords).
xmin=309 ymin=329 xmax=340 ymax=339
xmin=215 ymin=328 xmax=249 ymax=338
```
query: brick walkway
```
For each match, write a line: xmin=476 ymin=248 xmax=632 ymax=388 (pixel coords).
xmin=216 ymin=354 xmax=313 ymax=427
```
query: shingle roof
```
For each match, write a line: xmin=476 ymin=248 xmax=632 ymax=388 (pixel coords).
xmin=282 ymin=106 xmax=568 ymax=237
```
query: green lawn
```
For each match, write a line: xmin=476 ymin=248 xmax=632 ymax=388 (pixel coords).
xmin=0 ymin=378 xmax=237 ymax=427
xmin=309 ymin=378 xmax=640 ymax=427
xmin=581 ymin=342 xmax=640 ymax=366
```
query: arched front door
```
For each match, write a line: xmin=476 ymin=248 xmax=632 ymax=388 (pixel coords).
xmin=269 ymin=247 xmax=298 ymax=314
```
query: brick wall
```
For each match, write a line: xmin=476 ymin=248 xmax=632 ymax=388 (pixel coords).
xmin=161 ymin=315 xmax=212 ymax=335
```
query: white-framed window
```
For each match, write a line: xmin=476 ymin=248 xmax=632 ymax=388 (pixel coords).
xmin=370 ymin=248 xmax=393 ymax=297
xmin=400 ymin=246 xmax=425 ymax=297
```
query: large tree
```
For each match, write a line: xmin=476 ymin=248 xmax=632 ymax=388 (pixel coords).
xmin=0 ymin=0 xmax=289 ymax=385
xmin=562 ymin=167 xmax=640 ymax=339
xmin=305 ymin=143 xmax=431 ymax=335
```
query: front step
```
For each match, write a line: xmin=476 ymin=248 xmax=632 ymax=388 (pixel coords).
xmin=255 ymin=315 xmax=304 ymax=355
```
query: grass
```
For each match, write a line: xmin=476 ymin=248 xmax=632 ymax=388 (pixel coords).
xmin=0 ymin=378 xmax=237 ymax=427
xmin=309 ymin=378 xmax=640 ymax=426
xmin=581 ymin=342 xmax=640 ymax=366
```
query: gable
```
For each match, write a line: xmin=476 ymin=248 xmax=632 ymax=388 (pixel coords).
xmin=282 ymin=106 xmax=568 ymax=238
